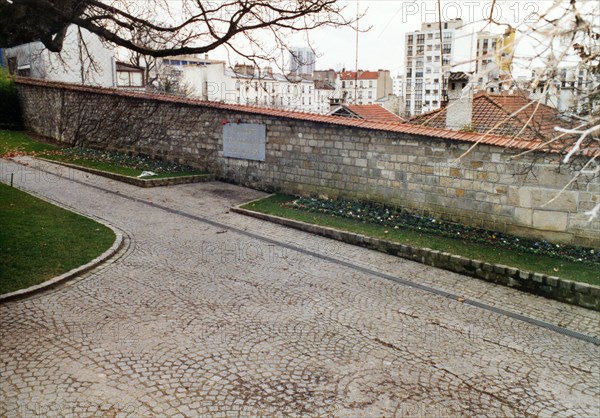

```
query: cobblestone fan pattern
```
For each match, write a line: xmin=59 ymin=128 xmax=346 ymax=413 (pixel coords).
xmin=16 ymin=81 xmax=600 ymax=247
xmin=1 ymin=159 xmax=599 ymax=417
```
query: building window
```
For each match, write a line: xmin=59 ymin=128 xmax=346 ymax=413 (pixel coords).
xmin=407 ymin=35 xmax=413 ymax=43
xmin=407 ymin=46 xmax=413 ymax=56
xmin=116 ymin=70 xmax=144 ymax=87
xmin=442 ymin=44 xmax=451 ymax=54
xmin=417 ymin=34 xmax=425 ymax=44
xmin=369 ymin=80 xmax=373 ymax=88
xmin=427 ymin=33 xmax=433 ymax=40
xmin=17 ymin=66 xmax=31 ymax=77
xmin=416 ymin=45 xmax=424 ymax=55
xmin=443 ymin=32 xmax=452 ymax=41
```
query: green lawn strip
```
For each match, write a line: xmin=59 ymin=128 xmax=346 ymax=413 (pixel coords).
xmin=242 ymin=195 xmax=600 ymax=285
xmin=0 ymin=130 xmax=205 ymax=179
xmin=42 ymin=154 xmax=204 ymax=179
xmin=0 ymin=183 xmax=115 ymax=294
xmin=0 ymin=129 xmax=58 ymax=155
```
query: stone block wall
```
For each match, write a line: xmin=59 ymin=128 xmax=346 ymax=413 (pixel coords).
xmin=15 ymin=79 xmax=600 ymax=247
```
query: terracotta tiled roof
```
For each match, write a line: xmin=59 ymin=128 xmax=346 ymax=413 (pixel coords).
xmin=339 ymin=71 xmax=380 ymax=80
xmin=15 ymin=77 xmax=583 ymax=154
xmin=338 ymin=104 xmax=405 ymax=123
xmin=409 ymin=92 xmax=573 ymax=141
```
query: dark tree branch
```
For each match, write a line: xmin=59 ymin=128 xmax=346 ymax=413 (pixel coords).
xmin=0 ymin=0 xmax=356 ymax=59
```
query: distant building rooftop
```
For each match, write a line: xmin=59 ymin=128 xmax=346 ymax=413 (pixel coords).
xmin=408 ymin=91 xmax=573 ymax=142
xmin=330 ymin=104 xmax=404 ymax=123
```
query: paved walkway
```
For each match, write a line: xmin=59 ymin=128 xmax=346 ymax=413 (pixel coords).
xmin=1 ymin=157 xmax=599 ymax=417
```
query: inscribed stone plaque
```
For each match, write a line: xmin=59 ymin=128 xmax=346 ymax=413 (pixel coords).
xmin=223 ymin=123 xmax=266 ymax=161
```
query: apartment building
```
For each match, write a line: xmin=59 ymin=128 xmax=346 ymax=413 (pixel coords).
xmin=289 ymin=47 xmax=316 ymax=76
xmin=177 ymin=62 xmax=336 ymax=114
xmin=403 ymin=19 xmax=502 ymax=117
xmin=403 ymin=19 xmax=467 ymax=116
xmin=529 ymin=66 xmax=600 ymax=113
xmin=336 ymin=70 xmax=393 ymax=105
xmin=475 ymin=32 xmax=501 ymax=74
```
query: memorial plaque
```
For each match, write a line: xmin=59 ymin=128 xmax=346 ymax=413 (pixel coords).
xmin=223 ymin=123 xmax=266 ymax=161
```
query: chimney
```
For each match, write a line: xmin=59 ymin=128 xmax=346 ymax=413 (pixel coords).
xmin=445 ymin=74 xmax=473 ymax=130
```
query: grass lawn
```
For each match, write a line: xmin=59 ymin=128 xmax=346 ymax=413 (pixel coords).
xmin=0 ymin=129 xmax=58 ymax=155
xmin=242 ymin=194 xmax=600 ymax=285
xmin=41 ymin=154 xmax=205 ymax=179
xmin=0 ymin=130 xmax=206 ymax=179
xmin=0 ymin=183 xmax=115 ymax=294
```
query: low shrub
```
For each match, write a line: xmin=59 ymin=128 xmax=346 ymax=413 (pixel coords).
xmin=0 ymin=69 xmax=22 ymax=129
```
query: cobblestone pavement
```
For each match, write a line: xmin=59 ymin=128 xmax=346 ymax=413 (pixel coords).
xmin=1 ymin=158 xmax=599 ymax=417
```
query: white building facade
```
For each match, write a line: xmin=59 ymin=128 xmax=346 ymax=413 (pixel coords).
xmin=177 ymin=62 xmax=335 ymax=114
xmin=3 ymin=26 xmax=116 ymax=87
xmin=336 ymin=70 xmax=393 ymax=105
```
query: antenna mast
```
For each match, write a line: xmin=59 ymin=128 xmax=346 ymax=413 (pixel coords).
xmin=354 ymin=0 xmax=359 ymax=104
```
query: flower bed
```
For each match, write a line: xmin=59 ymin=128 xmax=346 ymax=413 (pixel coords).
xmin=283 ymin=197 xmax=599 ymax=264
xmin=45 ymin=147 xmax=196 ymax=174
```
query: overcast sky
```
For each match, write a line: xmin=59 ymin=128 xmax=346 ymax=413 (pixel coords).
xmin=204 ymin=0 xmax=576 ymax=76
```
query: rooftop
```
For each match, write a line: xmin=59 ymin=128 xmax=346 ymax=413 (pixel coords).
xmin=339 ymin=71 xmax=381 ymax=81
xmin=409 ymin=91 xmax=574 ymax=142
xmin=330 ymin=104 xmax=405 ymax=123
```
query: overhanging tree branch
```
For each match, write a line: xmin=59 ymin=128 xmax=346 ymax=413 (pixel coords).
xmin=0 ymin=0 xmax=356 ymax=59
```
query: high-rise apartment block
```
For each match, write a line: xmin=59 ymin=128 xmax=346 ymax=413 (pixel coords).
xmin=289 ymin=47 xmax=316 ymax=75
xmin=404 ymin=19 xmax=464 ymax=116
xmin=403 ymin=19 xmax=502 ymax=117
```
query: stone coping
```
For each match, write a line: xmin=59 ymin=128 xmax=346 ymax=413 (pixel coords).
xmin=0 ymin=188 xmax=125 ymax=303
xmin=232 ymin=204 xmax=600 ymax=311
xmin=37 ymin=158 xmax=214 ymax=187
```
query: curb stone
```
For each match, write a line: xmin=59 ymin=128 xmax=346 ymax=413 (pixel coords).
xmin=231 ymin=205 xmax=600 ymax=312
xmin=0 ymin=185 xmax=126 ymax=303
xmin=36 ymin=157 xmax=214 ymax=187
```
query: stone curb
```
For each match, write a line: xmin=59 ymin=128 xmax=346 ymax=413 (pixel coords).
xmin=37 ymin=158 xmax=214 ymax=187
xmin=231 ymin=206 xmax=600 ymax=312
xmin=0 ymin=189 xmax=125 ymax=304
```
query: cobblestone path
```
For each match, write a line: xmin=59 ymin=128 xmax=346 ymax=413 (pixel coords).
xmin=1 ymin=158 xmax=599 ymax=417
